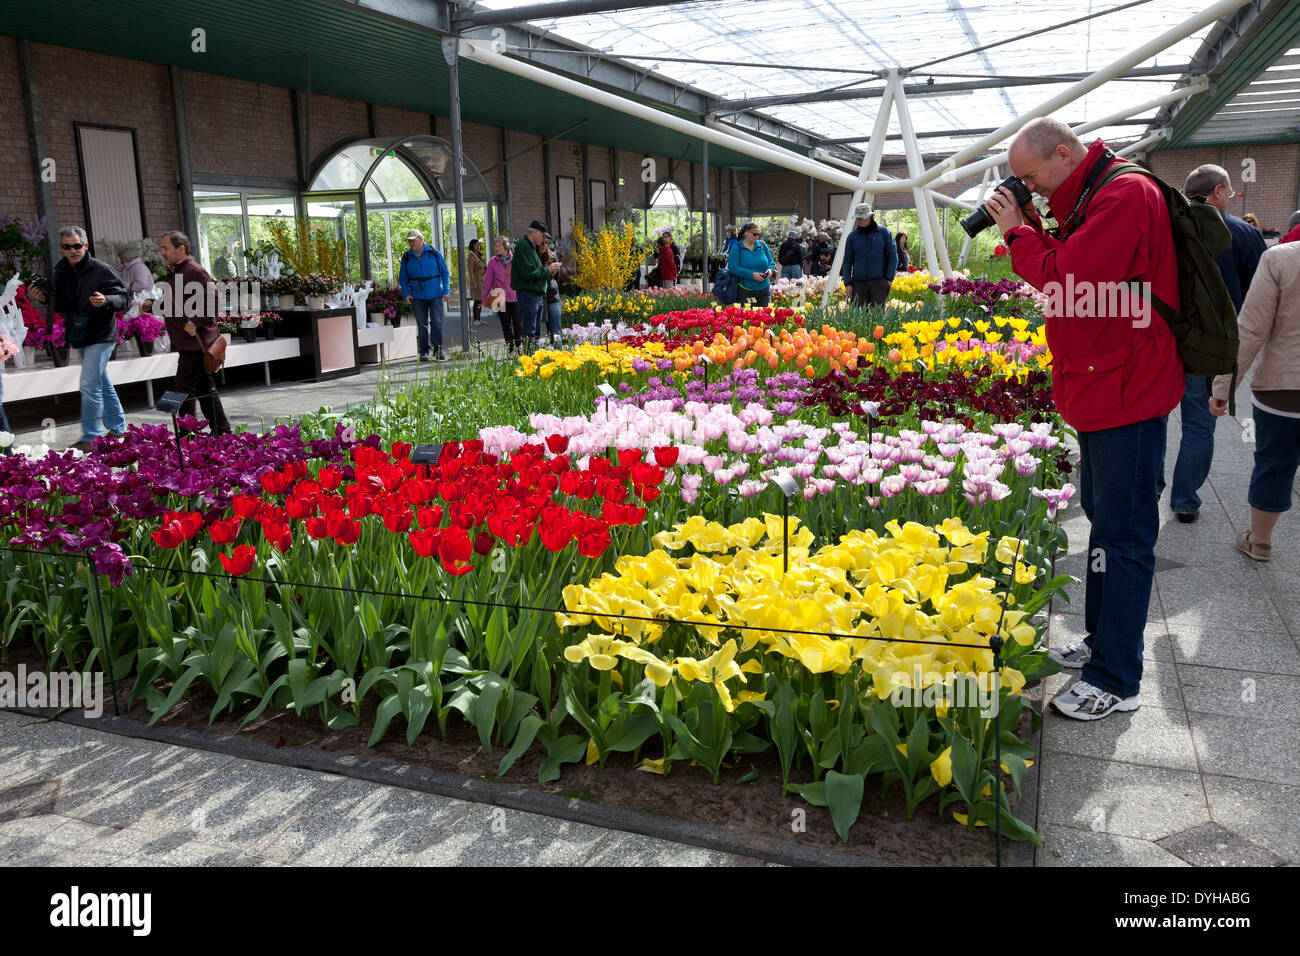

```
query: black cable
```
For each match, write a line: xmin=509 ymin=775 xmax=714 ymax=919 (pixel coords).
xmin=0 ymin=543 xmax=1007 ymax=652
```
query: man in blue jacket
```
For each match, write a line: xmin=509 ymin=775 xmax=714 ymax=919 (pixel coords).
xmin=840 ymin=202 xmax=896 ymax=309
xmin=1163 ymin=165 xmax=1268 ymax=522
xmin=399 ymin=228 xmax=451 ymax=362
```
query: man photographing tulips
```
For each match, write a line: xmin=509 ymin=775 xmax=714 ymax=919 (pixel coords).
xmin=984 ymin=117 xmax=1184 ymax=722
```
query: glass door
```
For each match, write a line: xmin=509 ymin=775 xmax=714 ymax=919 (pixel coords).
xmin=301 ymin=191 xmax=364 ymax=284
xmin=436 ymin=202 xmax=491 ymax=307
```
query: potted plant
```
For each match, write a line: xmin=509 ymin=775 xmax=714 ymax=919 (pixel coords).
xmin=368 ymin=285 xmax=406 ymax=326
xmin=260 ymin=310 xmax=282 ymax=339
xmin=235 ymin=312 xmax=261 ymax=343
xmin=216 ymin=315 xmax=239 ymax=345
xmin=299 ymin=272 xmax=340 ymax=311
xmin=28 ymin=312 xmax=69 ymax=366
xmin=118 ymin=313 xmax=165 ymax=356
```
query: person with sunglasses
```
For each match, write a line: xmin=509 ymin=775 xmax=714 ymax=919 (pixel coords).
xmin=43 ymin=226 xmax=129 ymax=450
xmin=726 ymin=222 xmax=777 ymax=307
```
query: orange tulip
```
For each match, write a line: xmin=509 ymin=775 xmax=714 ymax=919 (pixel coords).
xmin=804 ymin=365 xmax=816 ymax=378
xmin=888 ymin=348 xmax=901 ymax=362
xmin=873 ymin=325 xmax=885 ymax=339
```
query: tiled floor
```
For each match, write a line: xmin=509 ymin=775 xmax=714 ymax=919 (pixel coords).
xmin=0 ymin=713 xmax=759 ymax=867
xmin=1033 ymin=385 xmax=1300 ymax=865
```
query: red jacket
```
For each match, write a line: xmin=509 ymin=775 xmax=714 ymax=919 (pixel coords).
xmin=1003 ymin=139 xmax=1184 ymax=433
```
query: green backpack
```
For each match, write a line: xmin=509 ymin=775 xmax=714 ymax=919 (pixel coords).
xmin=1075 ymin=157 xmax=1240 ymax=406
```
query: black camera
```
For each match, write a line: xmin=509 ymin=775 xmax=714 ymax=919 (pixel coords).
xmin=960 ymin=176 xmax=1034 ymax=237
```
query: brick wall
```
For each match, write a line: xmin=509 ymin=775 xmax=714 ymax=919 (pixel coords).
xmin=32 ymin=43 xmax=180 ymax=248
xmin=184 ymin=71 xmax=296 ymax=182
xmin=1148 ymin=144 xmax=1300 ymax=234
xmin=0 ymin=37 xmax=39 ymax=223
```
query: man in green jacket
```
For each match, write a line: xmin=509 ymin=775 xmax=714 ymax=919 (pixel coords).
xmin=511 ymin=220 xmax=560 ymax=349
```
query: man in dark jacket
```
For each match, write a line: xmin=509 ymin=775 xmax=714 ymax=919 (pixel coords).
xmin=1162 ymin=165 xmax=1267 ymax=523
xmin=159 ymin=231 xmax=232 ymax=434
xmin=511 ymin=220 xmax=560 ymax=349
xmin=809 ymin=232 xmax=834 ymax=277
xmin=50 ymin=226 xmax=129 ymax=450
xmin=778 ymin=230 xmax=805 ymax=281
xmin=840 ymin=204 xmax=896 ymax=308
xmin=987 ymin=117 xmax=1184 ymax=721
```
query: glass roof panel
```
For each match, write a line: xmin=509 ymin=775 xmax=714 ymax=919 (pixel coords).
xmin=473 ymin=0 xmax=1217 ymax=155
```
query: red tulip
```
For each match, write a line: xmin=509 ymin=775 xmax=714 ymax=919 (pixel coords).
xmin=232 ymin=494 xmax=262 ymax=519
xmin=317 ymin=467 xmax=342 ymax=491
xmin=545 ymin=434 xmax=569 ymax=455
xmin=262 ymin=520 xmax=292 ymax=553
xmin=207 ymin=517 xmax=242 ymax=545
xmin=219 ymin=545 xmax=256 ymax=576
xmin=409 ymin=527 xmax=440 ymax=557
xmin=474 ymin=530 xmax=495 ymax=556
xmin=577 ymin=529 xmax=611 ymax=559
xmin=617 ymin=448 xmax=643 ymax=467
xmin=151 ymin=524 xmax=184 ymax=549
xmin=391 ymin=440 xmax=412 ymax=460
xmin=333 ymin=519 xmax=361 ymax=546
xmin=383 ymin=507 xmax=413 ymax=534
xmin=540 ymin=522 xmax=573 ymax=552
xmin=439 ymin=526 xmax=473 ymax=566
xmin=259 ymin=470 xmax=293 ymax=495
xmin=653 ymin=446 xmax=680 ymax=468
xmin=417 ymin=505 xmax=443 ymax=529
xmin=285 ymin=496 xmax=317 ymax=521
xmin=305 ymin=516 xmax=330 ymax=540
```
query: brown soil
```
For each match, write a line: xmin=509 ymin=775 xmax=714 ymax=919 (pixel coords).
xmin=7 ymin=642 xmax=1033 ymax=865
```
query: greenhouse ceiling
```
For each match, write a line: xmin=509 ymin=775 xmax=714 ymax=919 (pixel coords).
xmin=465 ymin=0 xmax=1300 ymax=152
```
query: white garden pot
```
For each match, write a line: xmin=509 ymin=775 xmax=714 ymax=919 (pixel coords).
xmin=307 ymin=295 xmax=326 ymax=311
xmin=369 ymin=312 xmax=384 ymax=325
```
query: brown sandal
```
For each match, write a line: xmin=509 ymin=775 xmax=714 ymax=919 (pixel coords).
xmin=1236 ymin=530 xmax=1272 ymax=562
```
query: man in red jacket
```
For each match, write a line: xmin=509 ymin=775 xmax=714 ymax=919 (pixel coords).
xmin=986 ymin=118 xmax=1183 ymax=721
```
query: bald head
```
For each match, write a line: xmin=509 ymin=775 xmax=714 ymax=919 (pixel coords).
xmin=1008 ymin=118 xmax=1088 ymax=199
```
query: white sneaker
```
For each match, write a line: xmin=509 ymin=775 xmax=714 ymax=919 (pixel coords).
xmin=1048 ymin=639 xmax=1092 ymax=669
xmin=1051 ymin=680 xmax=1139 ymax=721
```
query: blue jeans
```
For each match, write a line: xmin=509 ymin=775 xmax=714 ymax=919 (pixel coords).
xmin=1077 ymin=414 xmax=1167 ymax=699
xmin=780 ymin=264 xmax=803 ymax=281
xmin=77 ymin=342 xmax=126 ymax=442
xmin=546 ymin=299 xmax=562 ymax=345
xmin=411 ymin=297 xmax=444 ymax=356
xmin=1161 ymin=373 xmax=1217 ymax=514
xmin=1248 ymin=403 xmax=1300 ymax=513
xmin=516 ymin=290 xmax=545 ymax=345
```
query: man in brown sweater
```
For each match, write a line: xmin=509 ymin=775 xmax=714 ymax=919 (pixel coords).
xmin=158 ymin=231 xmax=232 ymax=434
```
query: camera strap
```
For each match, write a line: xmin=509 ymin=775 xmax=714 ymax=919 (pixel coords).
xmin=1058 ymin=148 xmax=1117 ymax=239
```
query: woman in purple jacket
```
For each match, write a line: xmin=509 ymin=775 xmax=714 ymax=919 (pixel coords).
xmin=483 ymin=236 xmax=521 ymax=355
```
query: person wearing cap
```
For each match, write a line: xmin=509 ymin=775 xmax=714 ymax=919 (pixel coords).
xmin=840 ymin=203 xmax=896 ymax=309
xmin=725 ymin=221 xmax=777 ymax=307
xmin=777 ymin=229 xmax=806 ymax=281
xmin=398 ymin=229 xmax=451 ymax=362
xmin=511 ymin=220 xmax=560 ymax=349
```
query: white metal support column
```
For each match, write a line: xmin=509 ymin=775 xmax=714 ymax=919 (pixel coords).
xmin=821 ymin=74 xmax=896 ymax=308
xmin=894 ymin=74 xmax=952 ymax=277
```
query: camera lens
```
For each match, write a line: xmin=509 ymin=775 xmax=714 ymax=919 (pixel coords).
xmin=960 ymin=176 xmax=1031 ymax=238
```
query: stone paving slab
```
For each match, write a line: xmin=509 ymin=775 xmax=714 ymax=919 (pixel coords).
xmin=0 ymin=718 xmax=763 ymax=867
xmin=1037 ymin=822 xmax=1189 ymax=867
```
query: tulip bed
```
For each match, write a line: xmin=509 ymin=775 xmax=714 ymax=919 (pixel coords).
xmin=1 ymin=293 xmax=1076 ymax=847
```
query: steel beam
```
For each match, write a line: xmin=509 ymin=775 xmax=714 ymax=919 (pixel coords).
xmin=711 ymin=66 xmax=1197 ymax=113
xmin=443 ymin=35 xmax=472 ymax=351
xmin=455 ymin=0 xmax=687 ymax=29
xmin=169 ymin=64 xmax=198 ymax=249
xmin=16 ymin=38 xmax=56 ymax=272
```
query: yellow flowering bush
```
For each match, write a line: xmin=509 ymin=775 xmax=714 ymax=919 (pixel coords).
xmin=571 ymin=222 xmax=642 ymax=292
